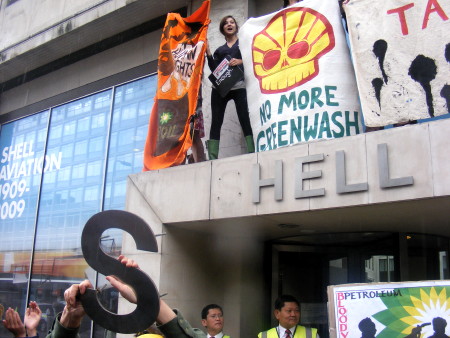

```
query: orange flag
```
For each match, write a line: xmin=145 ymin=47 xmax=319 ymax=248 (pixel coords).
xmin=143 ymin=1 xmax=210 ymax=170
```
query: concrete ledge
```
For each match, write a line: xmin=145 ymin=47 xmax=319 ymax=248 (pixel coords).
xmin=127 ymin=120 xmax=450 ymax=236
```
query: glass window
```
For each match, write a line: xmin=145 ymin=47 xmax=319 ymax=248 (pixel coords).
xmin=52 ymin=109 xmax=65 ymax=122
xmin=58 ymin=166 xmax=71 ymax=182
xmin=72 ymin=163 xmax=86 ymax=180
xmin=74 ymin=140 xmax=88 ymax=157
xmin=64 ymin=120 xmax=77 ymax=136
xmin=94 ymin=77 xmax=154 ymax=334
xmin=91 ymin=113 xmax=106 ymax=129
xmin=54 ymin=190 xmax=68 ymax=206
xmin=48 ymin=124 xmax=62 ymax=140
xmin=61 ymin=143 xmax=74 ymax=160
xmin=121 ymin=103 xmax=138 ymax=121
xmin=77 ymin=117 xmax=90 ymax=133
xmin=84 ymin=185 xmax=100 ymax=202
xmin=43 ymin=170 xmax=57 ymax=184
xmin=0 ymin=110 xmax=49 ymax=335
xmin=139 ymin=100 xmax=154 ymax=117
xmin=67 ymin=102 xmax=83 ymax=117
xmin=89 ymin=136 xmax=104 ymax=154
xmin=118 ymin=128 xmax=134 ymax=146
xmin=95 ymin=95 xmax=110 ymax=109
xmin=83 ymin=100 xmax=93 ymax=113
xmin=0 ymin=75 xmax=157 ymax=338
xmin=37 ymin=128 xmax=47 ymax=143
xmin=104 ymin=76 xmax=154 ymax=210
xmin=405 ymin=233 xmax=449 ymax=281
xmin=87 ymin=160 xmax=102 ymax=177
xmin=329 ymin=257 xmax=348 ymax=285
xmin=440 ymin=251 xmax=448 ymax=279
xmin=29 ymin=90 xmax=111 ymax=337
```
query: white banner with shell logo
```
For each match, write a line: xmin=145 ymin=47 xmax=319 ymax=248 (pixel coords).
xmin=240 ymin=0 xmax=362 ymax=152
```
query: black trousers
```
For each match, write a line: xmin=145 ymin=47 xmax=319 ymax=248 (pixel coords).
xmin=209 ymin=88 xmax=253 ymax=140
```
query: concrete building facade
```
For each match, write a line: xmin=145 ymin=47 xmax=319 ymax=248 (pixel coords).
xmin=124 ymin=120 xmax=450 ymax=337
xmin=1 ymin=0 xmax=449 ymax=337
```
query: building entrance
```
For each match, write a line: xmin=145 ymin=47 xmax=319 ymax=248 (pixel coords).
xmin=269 ymin=232 xmax=449 ymax=338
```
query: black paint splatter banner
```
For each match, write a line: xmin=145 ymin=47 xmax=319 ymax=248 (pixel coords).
xmin=344 ymin=0 xmax=449 ymax=127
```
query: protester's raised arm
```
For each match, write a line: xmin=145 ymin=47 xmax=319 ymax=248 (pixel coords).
xmin=109 ymin=256 xmax=177 ymax=326
xmin=156 ymin=299 xmax=177 ymax=325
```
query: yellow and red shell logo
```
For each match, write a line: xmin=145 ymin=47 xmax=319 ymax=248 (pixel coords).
xmin=252 ymin=7 xmax=335 ymax=94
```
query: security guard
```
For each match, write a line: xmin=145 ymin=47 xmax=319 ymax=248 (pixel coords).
xmin=258 ymin=295 xmax=318 ymax=338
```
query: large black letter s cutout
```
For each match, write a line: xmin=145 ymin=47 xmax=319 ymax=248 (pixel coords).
xmin=80 ymin=210 xmax=160 ymax=333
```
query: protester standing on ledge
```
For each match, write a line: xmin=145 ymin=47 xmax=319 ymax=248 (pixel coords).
xmin=258 ymin=295 xmax=319 ymax=338
xmin=206 ymin=15 xmax=254 ymax=160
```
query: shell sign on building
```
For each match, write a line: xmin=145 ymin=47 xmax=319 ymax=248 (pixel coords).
xmin=240 ymin=0 xmax=362 ymax=152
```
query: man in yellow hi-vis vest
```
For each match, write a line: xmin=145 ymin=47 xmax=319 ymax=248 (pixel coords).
xmin=258 ymin=295 xmax=319 ymax=338
xmin=201 ymin=304 xmax=231 ymax=338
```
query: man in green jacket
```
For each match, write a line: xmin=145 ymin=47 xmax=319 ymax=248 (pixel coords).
xmin=258 ymin=295 xmax=319 ymax=338
xmin=201 ymin=304 xmax=231 ymax=338
xmin=45 ymin=255 xmax=205 ymax=338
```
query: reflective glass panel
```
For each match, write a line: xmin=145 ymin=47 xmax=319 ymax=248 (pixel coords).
xmin=0 ymin=74 xmax=156 ymax=338
xmin=0 ymin=111 xmax=49 ymax=337
xmin=104 ymin=76 xmax=155 ymax=210
xmin=29 ymin=90 xmax=112 ymax=337
xmin=405 ymin=233 xmax=449 ymax=281
xmin=364 ymin=255 xmax=395 ymax=282
xmin=93 ymin=76 xmax=155 ymax=336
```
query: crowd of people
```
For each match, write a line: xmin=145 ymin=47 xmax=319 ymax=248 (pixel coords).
xmin=2 ymin=256 xmax=449 ymax=337
xmin=1 ymin=256 xmax=318 ymax=338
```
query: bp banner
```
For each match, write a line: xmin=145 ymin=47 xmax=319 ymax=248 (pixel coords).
xmin=344 ymin=0 xmax=450 ymax=127
xmin=328 ymin=281 xmax=450 ymax=338
xmin=239 ymin=0 xmax=362 ymax=152
xmin=143 ymin=1 xmax=210 ymax=170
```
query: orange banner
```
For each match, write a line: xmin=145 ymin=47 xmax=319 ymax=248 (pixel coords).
xmin=143 ymin=1 xmax=210 ymax=170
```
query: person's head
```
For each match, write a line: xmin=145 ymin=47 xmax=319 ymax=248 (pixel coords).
xmin=432 ymin=317 xmax=447 ymax=333
xmin=358 ymin=318 xmax=376 ymax=337
xmin=219 ymin=16 xmax=239 ymax=37
xmin=201 ymin=304 xmax=224 ymax=335
xmin=274 ymin=295 xmax=300 ymax=329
